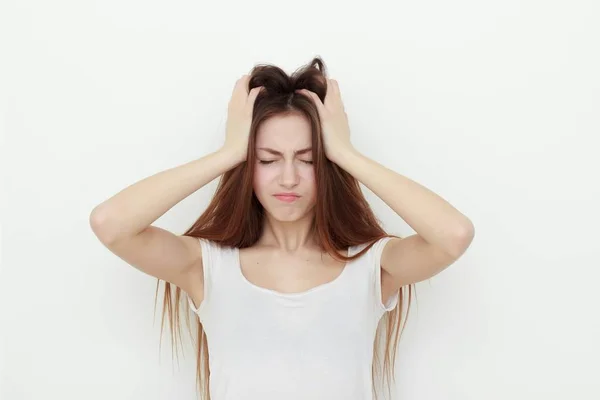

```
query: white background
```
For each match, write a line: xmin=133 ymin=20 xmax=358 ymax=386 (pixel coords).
xmin=2 ymin=0 xmax=599 ymax=399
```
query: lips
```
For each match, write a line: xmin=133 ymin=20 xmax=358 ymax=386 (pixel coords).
xmin=273 ymin=194 xmax=300 ymax=203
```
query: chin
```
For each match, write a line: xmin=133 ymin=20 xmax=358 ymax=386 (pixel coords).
xmin=268 ymin=209 xmax=307 ymax=223
xmin=263 ymin=203 xmax=315 ymax=223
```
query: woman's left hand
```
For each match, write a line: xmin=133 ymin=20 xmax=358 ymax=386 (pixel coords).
xmin=295 ymin=79 xmax=355 ymax=162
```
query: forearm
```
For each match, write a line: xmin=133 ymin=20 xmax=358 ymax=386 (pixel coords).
xmin=90 ymin=148 xmax=242 ymax=243
xmin=332 ymin=148 xmax=474 ymax=254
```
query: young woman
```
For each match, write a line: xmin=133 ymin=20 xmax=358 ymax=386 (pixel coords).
xmin=90 ymin=57 xmax=474 ymax=400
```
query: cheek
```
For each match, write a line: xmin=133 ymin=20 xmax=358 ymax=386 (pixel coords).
xmin=299 ymin=167 xmax=315 ymax=184
xmin=300 ymin=168 xmax=317 ymax=198
xmin=252 ymin=167 xmax=272 ymax=194
xmin=252 ymin=171 xmax=263 ymax=193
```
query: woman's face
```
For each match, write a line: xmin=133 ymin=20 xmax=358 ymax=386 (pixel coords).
xmin=252 ymin=113 xmax=316 ymax=222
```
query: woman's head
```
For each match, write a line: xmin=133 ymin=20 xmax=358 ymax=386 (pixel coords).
xmin=243 ymin=58 xmax=327 ymax=227
xmin=252 ymin=112 xmax=317 ymax=223
xmin=158 ymin=56 xmax=414 ymax=400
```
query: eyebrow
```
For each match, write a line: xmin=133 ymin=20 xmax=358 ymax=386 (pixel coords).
xmin=257 ymin=147 xmax=312 ymax=156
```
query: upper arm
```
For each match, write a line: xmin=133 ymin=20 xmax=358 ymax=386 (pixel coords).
xmin=94 ymin=224 xmax=204 ymax=296
xmin=380 ymin=234 xmax=468 ymax=296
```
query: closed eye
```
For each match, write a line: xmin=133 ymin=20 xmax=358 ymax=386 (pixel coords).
xmin=258 ymin=160 xmax=313 ymax=165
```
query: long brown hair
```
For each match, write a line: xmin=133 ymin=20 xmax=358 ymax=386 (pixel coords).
xmin=155 ymin=56 xmax=416 ymax=400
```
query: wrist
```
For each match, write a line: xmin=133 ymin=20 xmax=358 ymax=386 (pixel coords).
xmin=329 ymin=145 xmax=359 ymax=166
xmin=218 ymin=145 xmax=247 ymax=165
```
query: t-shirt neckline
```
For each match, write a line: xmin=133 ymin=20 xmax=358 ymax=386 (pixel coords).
xmin=234 ymin=245 xmax=356 ymax=298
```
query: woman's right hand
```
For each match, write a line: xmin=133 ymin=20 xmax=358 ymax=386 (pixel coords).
xmin=222 ymin=74 xmax=264 ymax=162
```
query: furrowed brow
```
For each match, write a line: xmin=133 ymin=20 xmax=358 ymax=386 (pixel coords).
xmin=258 ymin=147 xmax=312 ymax=156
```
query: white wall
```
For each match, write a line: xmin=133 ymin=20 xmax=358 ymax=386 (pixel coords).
xmin=2 ymin=1 xmax=599 ymax=399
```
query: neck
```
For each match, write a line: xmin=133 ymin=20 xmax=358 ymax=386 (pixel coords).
xmin=258 ymin=212 xmax=317 ymax=252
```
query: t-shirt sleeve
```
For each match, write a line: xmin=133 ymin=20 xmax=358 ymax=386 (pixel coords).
xmin=370 ymin=236 xmax=399 ymax=313
xmin=187 ymin=238 xmax=218 ymax=315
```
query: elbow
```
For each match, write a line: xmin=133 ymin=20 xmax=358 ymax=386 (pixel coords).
xmin=89 ymin=206 xmax=117 ymax=244
xmin=447 ymin=221 xmax=475 ymax=259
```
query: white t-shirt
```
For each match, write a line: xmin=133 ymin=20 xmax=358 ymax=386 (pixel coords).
xmin=187 ymin=236 xmax=398 ymax=400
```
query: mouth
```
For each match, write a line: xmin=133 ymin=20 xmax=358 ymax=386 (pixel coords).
xmin=273 ymin=194 xmax=300 ymax=203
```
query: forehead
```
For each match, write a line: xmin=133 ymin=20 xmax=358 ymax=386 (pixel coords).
xmin=255 ymin=113 xmax=311 ymax=149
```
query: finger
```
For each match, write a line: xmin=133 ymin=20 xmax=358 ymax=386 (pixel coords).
xmin=230 ymin=75 xmax=251 ymax=106
xmin=229 ymin=76 xmax=248 ymax=104
xmin=330 ymin=79 xmax=341 ymax=99
xmin=323 ymin=79 xmax=338 ymax=109
xmin=296 ymin=89 xmax=326 ymax=114
xmin=326 ymin=79 xmax=342 ymax=106
xmin=246 ymin=86 xmax=264 ymax=107
xmin=232 ymin=74 xmax=247 ymax=93
xmin=242 ymin=74 xmax=251 ymax=93
xmin=332 ymin=79 xmax=347 ymax=111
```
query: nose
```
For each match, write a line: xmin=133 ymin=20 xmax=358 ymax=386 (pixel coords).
xmin=278 ymin=159 xmax=299 ymax=188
